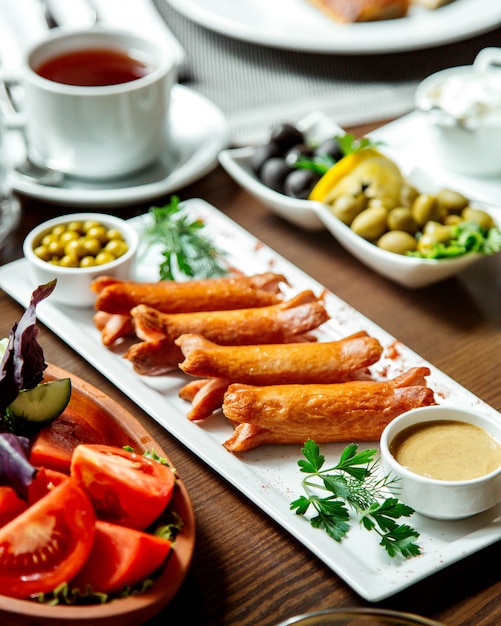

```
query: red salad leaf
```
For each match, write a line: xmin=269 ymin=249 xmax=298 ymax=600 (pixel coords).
xmin=0 ymin=280 xmax=55 ymax=416
xmin=0 ymin=433 xmax=36 ymax=500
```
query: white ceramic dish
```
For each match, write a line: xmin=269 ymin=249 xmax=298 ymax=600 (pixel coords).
xmin=163 ymin=0 xmax=501 ymax=54
xmin=5 ymin=85 xmax=229 ymax=207
xmin=414 ymin=48 xmax=501 ymax=177
xmin=370 ymin=111 xmax=501 ymax=207
xmin=381 ymin=406 xmax=501 ymax=520
xmin=23 ymin=213 xmax=139 ymax=307
xmin=2 ymin=199 xmax=501 ymax=602
xmin=219 ymin=114 xmax=500 ymax=289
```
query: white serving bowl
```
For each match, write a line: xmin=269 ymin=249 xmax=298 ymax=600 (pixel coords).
xmin=415 ymin=47 xmax=501 ymax=177
xmin=23 ymin=212 xmax=139 ymax=307
xmin=380 ymin=406 xmax=501 ymax=520
xmin=219 ymin=111 xmax=499 ymax=289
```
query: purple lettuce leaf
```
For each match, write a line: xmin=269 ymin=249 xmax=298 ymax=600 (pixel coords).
xmin=0 ymin=280 xmax=56 ymax=415
xmin=0 ymin=433 xmax=36 ymax=500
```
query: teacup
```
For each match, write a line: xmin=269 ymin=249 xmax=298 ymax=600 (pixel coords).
xmin=1 ymin=26 xmax=176 ymax=180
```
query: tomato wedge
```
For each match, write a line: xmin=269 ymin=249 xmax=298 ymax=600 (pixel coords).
xmin=0 ymin=473 xmax=96 ymax=599
xmin=29 ymin=407 xmax=105 ymax=474
xmin=71 ymin=520 xmax=172 ymax=593
xmin=70 ymin=444 xmax=175 ymax=530
xmin=0 ymin=487 xmax=28 ymax=527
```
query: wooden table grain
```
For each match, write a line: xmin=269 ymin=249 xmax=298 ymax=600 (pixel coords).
xmin=1 ymin=122 xmax=501 ymax=626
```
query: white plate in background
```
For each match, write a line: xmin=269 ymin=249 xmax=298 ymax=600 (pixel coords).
xmin=164 ymin=0 xmax=501 ymax=54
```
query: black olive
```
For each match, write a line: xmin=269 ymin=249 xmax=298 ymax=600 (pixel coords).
xmin=260 ymin=158 xmax=293 ymax=193
xmin=251 ymin=142 xmax=282 ymax=177
xmin=284 ymin=143 xmax=315 ymax=167
xmin=314 ymin=137 xmax=343 ymax=162
xmin=270 ymin=123 xmax=304 ymax=152
xmin=283 ymin=169 xmax=322 ymax=199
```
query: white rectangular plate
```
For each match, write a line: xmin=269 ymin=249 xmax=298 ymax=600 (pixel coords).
xmin=2 ymin=199 xmax=501 ymax=602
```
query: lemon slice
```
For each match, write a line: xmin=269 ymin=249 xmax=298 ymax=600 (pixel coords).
xmin=308 ymin=149 xmax=404 ymax=205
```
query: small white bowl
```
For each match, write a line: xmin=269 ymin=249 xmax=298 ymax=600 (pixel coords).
xmin=380 ymin=406 xmax=501 ymax=520
xmin=415 ymin=47 xmax=501 ymax=177
xmin=23 ymin=212 xmax=139 ymax=307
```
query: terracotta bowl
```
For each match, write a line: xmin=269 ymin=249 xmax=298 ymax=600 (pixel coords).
xmin=0 ymin=363 xmax=196 ymax=626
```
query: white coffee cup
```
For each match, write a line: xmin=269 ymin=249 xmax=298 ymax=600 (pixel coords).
xmin=2 ymin=26 xmax=176 ymax=180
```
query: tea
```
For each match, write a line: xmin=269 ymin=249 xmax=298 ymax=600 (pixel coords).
xmin=35 ymin=47 xmax=150 ymax=86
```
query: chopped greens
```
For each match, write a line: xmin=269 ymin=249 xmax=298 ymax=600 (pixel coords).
xmin=290 ymin=440 xmax=421 ymax=559
xmin=336 ymin=133 xmax=382 ymax=156
xmin=141 ymin=196 xmax=229 ymax=281
xmin=408 ymin=220 xmax=501 ymax=259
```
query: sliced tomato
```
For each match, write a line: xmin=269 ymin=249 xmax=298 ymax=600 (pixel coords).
xmin=27 ymin=467 xmax=68 ymax=505
xmin=0 ymin=487 xmax=28 ymax=527
xmin=70 ymin=444 xmax=175 ymax=530
xmin=71 ymin=520 xmax=172 ymax=594
xmin=0 ymin=473 xmax=96 ymax=599
xmin=29 ymin=407 xmax=105 ymax=473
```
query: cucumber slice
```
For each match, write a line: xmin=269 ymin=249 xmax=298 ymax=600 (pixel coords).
xmin=8 ymin=378 xmax=72 ymax=423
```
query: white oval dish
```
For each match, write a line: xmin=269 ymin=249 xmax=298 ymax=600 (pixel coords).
xmin=23 ymin=212 xmax=139 ymax=307
xmin=380 ymin=406 xmax=501 ymax=520
xmin=219 ymin=113 xmax=499 ymax=289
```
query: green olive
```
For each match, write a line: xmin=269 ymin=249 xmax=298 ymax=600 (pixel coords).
xmin=34 ymin=244 xmax=52 ymax=261
xmin=367 ymin=196 xmax=397 ymax=210
xmin=350 ymin=207 xmax=387 ymax=241
xmin=387 ymin=207 xmax=418 ymax=234
xmin=461 ymin=207 xmax=494 ymax=231
xmin=436 ymin=188 xmax=469 ymax=215
xmin=330 ymin=193 xmax=367 ymax=225
xmin=95 ymin=251 xmax=116 ymax=265
xmin=377 ymin=231 xmax=417 ymax=255
xmin=399 ymin=184 xmax=419 ymax=208
xmin=105 ymin=239 xmax=129 ymax=257
xmin=59 ymin=254 xmax=80 ymax=268
xmin=422 ymin=221 xmax=453 ymax=244
xmin=31 ymin=219 xmax=128 ymax=267
xmin=411 ymin=194 xmax=442 ymax=227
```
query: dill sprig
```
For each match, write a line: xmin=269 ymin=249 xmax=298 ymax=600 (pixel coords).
xmin=141 ymin=196 xmax=229 ymax=281
xmin=290 ymin=440 xmax=421 ymax=559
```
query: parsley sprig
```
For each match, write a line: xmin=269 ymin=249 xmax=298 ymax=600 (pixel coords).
xmin=290 ymin=440 xmax=421 ymax=559
xmin=141 ymin=196 xmax=229 ymax=281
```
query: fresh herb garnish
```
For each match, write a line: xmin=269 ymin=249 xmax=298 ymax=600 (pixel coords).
xmin=293 ymin=134 xmax=383 ymax=177
xmin=408 ymin=220 xmax=501 ymax=259
xmin=336 ymin=133 xmax=382 ymax=156
xmin=290 ymin=440 xmax=421 ymax=559
xmin=141 ymin=196 xmax=229 ymax=281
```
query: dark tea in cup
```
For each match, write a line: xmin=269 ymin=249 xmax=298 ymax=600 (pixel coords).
xmin=34 ymin=47 xmax=150 ymax=86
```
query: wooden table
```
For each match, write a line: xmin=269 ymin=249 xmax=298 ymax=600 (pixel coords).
xmin=1 ymin=121 xmax=501 ymax=626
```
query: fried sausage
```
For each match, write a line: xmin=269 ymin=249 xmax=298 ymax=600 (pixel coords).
xmin=93 ymin=312 xmax=135 ymax=346
xmin=132 ymin=290 xmax=329 ymax=344
xmin=177 ymin=331 xmax=383 ymax=385
xmin=222 ymin=367 xmax=435 ymax=451
xmin=93 ymin=273 xmax=288 ymax=315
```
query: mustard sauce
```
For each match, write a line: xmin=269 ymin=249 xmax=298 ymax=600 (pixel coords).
xmin=390 ymin=420 xmax=501 ymax=481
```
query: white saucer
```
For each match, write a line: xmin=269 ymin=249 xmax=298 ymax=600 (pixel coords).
xmin=6 ymin=85 xmax=230 ymax=207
